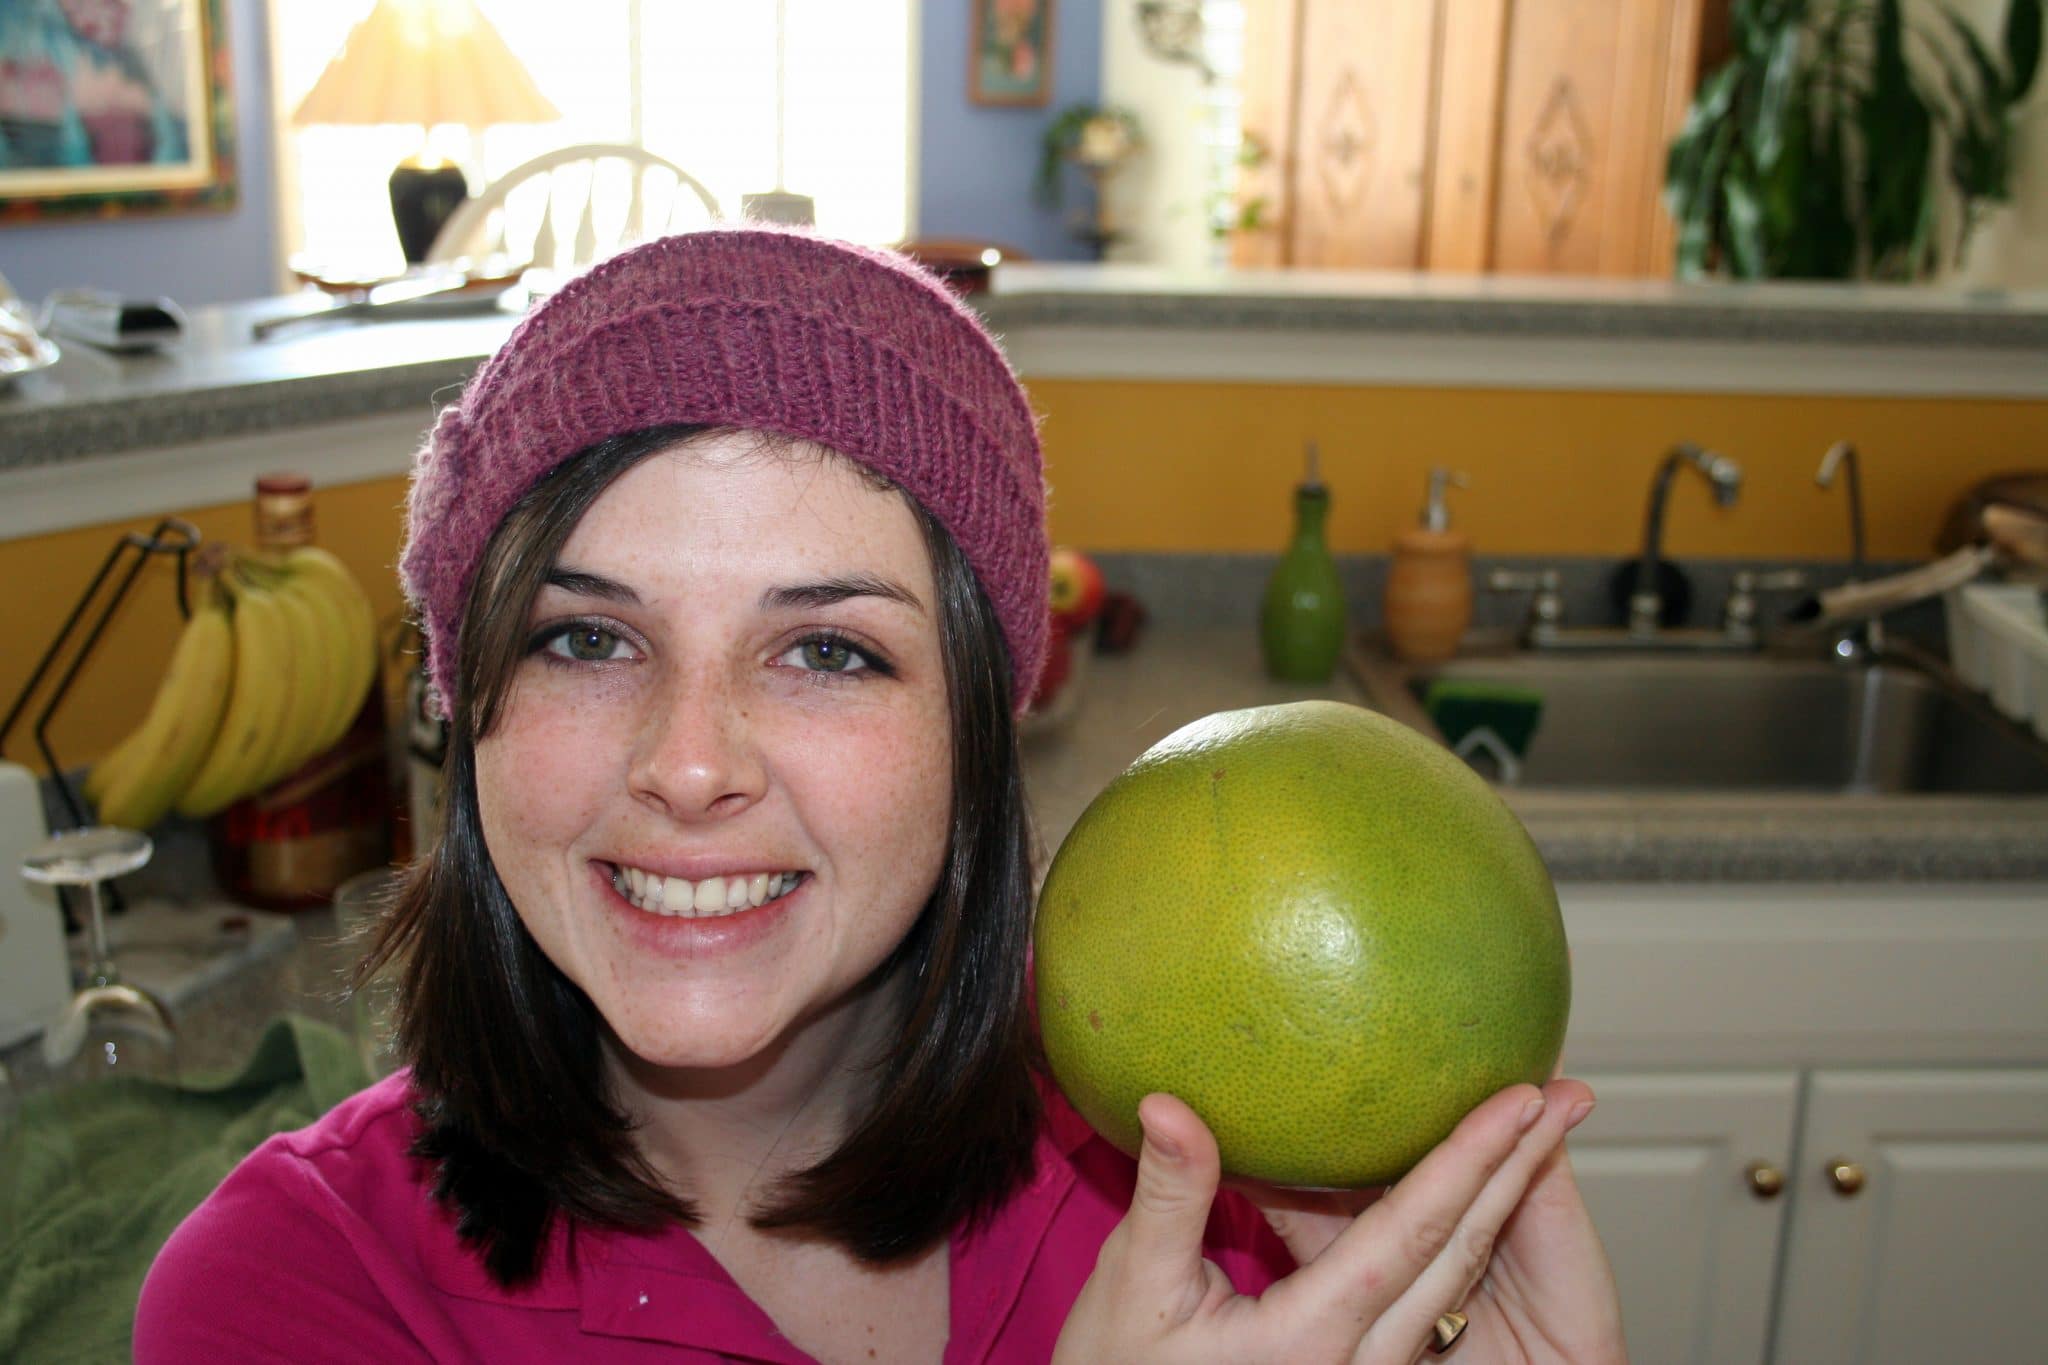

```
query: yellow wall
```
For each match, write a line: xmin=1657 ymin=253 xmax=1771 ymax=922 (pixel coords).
xmin=4 ymin=476 xmax=414 ymax=774
xmin=1033 ymin=381 xmax=2048 ymax=559
xmin=7 ymin=380 xmax=2044 ymax=769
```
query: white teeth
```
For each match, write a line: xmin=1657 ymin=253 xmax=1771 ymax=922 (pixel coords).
xmin=613 ymin=864 xmax=801 ymax=918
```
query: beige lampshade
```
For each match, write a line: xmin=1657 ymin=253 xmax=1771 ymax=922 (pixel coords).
xmin=292 ymin=0 xmax=560 ymax=128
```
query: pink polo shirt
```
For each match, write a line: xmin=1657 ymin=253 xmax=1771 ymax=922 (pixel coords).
xmin=135 ymin=1070 xmax=1295 ymax=1363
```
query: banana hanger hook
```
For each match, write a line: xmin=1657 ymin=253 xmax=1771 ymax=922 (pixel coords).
xmin=1 ymin=518 xmax=204 ymax=832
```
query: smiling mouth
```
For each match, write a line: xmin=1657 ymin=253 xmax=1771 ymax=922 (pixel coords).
xmin=606 ymin=862 xmax=808 ymax=919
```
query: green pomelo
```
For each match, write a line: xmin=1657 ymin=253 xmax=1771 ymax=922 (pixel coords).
xmin=1034 ymin=699 xmax=1569 ymax=1189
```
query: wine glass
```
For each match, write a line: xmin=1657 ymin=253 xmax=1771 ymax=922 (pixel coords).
xmin=21 ymin=826 xmax=178 ymax=1083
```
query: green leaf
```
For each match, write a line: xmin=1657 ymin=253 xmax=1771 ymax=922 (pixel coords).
xmin=1908 ymin=157 xmax=1942 ymax=276
xmin=1939 ymin=6 xmax=2010 ymax=109
xmin=1725 ymin=160 xmax=1770 ymax=276
xmin=1874 ymin=0 xmax=1909 ymax=74
xmin=2007 ymin=0 xmax=2043 ymax=100
xmin=1666 ymin=63 xmax=1741 ymax=219
xmin=1751 ymin=21 xmax=1806 ymax=167
xmin=1677 ymin=118 xmax=1739 ymax=277
xmin=1933 ymin=44 xmax=2011 ymax=200
xmin=1732 ymin=0 xmax=1771 ymax=58
xmin=1859 ymin=0 xmax=1936 ymax=271
xmin=1786 ymin=106 xmax=1858 ymax=278
xmin=1680 ymin=62 xmax=1743 ymax=141
xmin=1760 ymin=84 xmax=1811 ymax=245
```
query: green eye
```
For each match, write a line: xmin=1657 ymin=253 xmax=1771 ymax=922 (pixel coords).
xmin=801 ymin=636 xmax=859 ymax=672
xmin=546 ymin=625 xmax=627 ymax=662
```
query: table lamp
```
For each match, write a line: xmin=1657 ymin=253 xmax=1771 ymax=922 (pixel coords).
xmin=291 ymin=0 xmax=560 ymax=265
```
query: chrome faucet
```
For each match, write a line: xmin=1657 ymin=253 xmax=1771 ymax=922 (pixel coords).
xmin=1816 ymin=441 xmax=1882 ymax=658
xmin=1629 ymin=443 xmax=1743 ymax=637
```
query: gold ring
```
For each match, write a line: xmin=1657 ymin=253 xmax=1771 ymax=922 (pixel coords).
xmin=1429 ymin=1310 xmax=1470 ymax=1353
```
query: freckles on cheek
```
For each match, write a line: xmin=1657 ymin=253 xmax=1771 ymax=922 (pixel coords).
xmin=861 ymin=710 xmax=953 ymax=849
xmin=478 ymin=692 xmax=614 ymax=838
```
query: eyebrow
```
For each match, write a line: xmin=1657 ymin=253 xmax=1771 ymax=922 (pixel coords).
xmin=544 ymin=568 xmax=640 ymax=604
xmin=761 ymin=573 xmax=926 ymax=616
xmin=543 ymin=567 xmax=925 ymax=615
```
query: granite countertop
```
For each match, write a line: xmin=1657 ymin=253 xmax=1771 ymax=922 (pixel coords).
xmin=7 ymin=263 xmax=2047 ymax=469
xmin=986 ymin=263 xmax=2048 ymax=348
xmin=0 ymin=294 xmax=517 ymax=469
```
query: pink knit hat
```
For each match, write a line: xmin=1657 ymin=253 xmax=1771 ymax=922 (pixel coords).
xmin=401 ymin=227 xmax=1049 ymax=717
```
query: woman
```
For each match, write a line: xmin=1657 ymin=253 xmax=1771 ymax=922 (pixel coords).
xmin=138 ymin=228 xmax=1624 ymax=1363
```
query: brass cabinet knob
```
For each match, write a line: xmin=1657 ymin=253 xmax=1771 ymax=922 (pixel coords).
xmin=1827 ymin=1159 xmax=1867 ymax=1195
xmin=1744 ymin=1161 xmax=1786 ymax=1199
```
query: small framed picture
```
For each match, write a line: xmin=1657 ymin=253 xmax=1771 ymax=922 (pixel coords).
xmin=971 ymin=0 xmax=1055 ymax=107
xmin=0 ymin=0 xmax=238 ymax=223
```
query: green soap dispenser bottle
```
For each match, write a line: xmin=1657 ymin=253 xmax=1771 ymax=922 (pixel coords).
xmin=1261 ymin=442 xmax=1348 ymax=682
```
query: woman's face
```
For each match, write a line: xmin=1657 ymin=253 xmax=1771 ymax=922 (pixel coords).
xmin=474 ymin=434 xmax=953 ymax=1073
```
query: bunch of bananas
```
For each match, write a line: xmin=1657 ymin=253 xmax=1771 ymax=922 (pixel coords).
xmin=85 ymin=543 xmax=381 ymax=829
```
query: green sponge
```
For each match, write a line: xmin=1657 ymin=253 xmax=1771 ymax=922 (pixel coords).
xmin=1419 ymin=679 xmax=1545 ymax=758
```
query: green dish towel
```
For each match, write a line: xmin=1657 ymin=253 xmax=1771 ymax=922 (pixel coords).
xmin=0 ymin=1014 xmax=374 ymax=1365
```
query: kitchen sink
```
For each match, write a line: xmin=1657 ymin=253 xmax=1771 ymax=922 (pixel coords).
xmin=1360 ymin=650 xmax=2048 ymax=794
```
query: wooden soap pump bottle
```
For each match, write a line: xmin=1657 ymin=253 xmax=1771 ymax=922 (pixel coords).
xmin=1384 ymin=467 xmax=1472 ymax=662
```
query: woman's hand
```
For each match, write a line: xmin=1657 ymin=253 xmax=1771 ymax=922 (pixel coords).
xmin=1051 ymin=1080 xmax=1625 ymax=1364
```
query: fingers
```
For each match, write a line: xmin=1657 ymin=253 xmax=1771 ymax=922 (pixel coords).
xmin=1266 ymin=1079 xmax=1591 ymax=1334
xmin=1364 ymin=1078 xmax=1597 ymax=1358
xmin=1112 ymin=1093 xmax=1225 ymax=1301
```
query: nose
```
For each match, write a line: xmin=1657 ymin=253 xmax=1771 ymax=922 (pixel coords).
xmin=626 ymin=661 xmax=768 ymax=821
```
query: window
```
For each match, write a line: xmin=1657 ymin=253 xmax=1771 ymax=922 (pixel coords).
xmin=271 ymin=0 xmax=915 ymax=282
xmin=1197 ymin=0 xmax=1246 ymax=260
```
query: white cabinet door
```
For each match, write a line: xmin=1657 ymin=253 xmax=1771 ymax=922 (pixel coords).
xmin=1568 ymin=1070 xmax=1799 ymax=1365
xmin=1770 ymin=1068 xmax=2048 ymax=1365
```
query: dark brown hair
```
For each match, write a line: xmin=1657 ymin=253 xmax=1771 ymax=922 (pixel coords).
xmin=361 ymin=424 xmax=1043 ymax=1283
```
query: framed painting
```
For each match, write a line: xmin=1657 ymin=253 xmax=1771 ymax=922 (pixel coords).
xmin=0 ymin=0 xmax=237 ymax=223
xmin=971 ymin=0 xmax=1055 ymax=107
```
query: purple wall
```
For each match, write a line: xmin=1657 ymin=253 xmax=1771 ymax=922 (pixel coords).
xmin=0 ymin=0 xmax=280 ymax=307
xmin=917 ymin=0 xmax=1103 ymax=262
xmin=0 ymin=1 xmax=1101 ymax=306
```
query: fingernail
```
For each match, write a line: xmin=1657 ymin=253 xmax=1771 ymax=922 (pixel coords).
xmin=1519 ymin=1097 xmax=1547 ymax=1133
xmin=1566 ymin=1099 xmax=1595 ymax=1131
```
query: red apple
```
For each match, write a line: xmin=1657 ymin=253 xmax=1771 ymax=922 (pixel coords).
xmin=1048 ymin=546 xmax=1107 ymax=626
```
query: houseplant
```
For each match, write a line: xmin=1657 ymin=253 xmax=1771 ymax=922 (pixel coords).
xmin=1034 ymin=104 xmax=1144 ymax=252
xmin=1034 ymin=104 xmax=1143 ymax=208
xmin=1665 ymin=0 xmax=2042 ymax=281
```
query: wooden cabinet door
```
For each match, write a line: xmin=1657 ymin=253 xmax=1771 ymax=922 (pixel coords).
xmin=1286 ymin=0 xmax=1440 ymax=269
xmin=1483 ymin=0 xmax=1702 ymax=275
xmin=1569 ymin=1070 xmax=1798 ymax=1365
xmin=1238 ymin=0 xmax=1704 ymax=275
xmin=1231 ymin=0 xmax=1304 ymax=268
xmin=1770 ymin=1068 xmax=2048 ymax=1365
xmin=1426 ymin=0 xmax=1511 ymax=273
